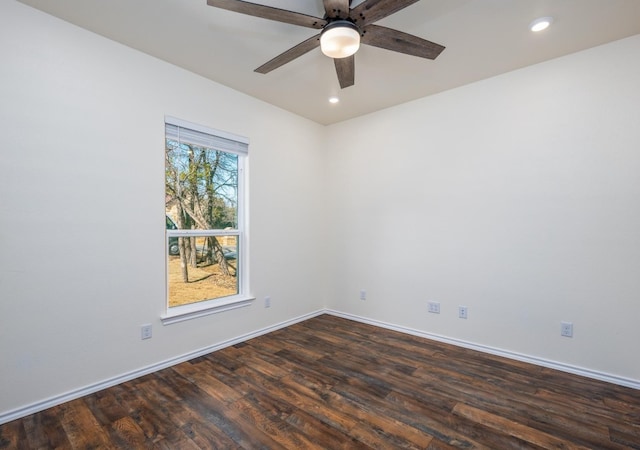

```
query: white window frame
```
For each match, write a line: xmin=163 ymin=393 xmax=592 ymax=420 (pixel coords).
xmin=162 ymin=116 xmax=253 ymax=325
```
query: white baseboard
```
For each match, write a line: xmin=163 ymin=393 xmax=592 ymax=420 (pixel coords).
xmin=0 ymin=309 xmax=325 ymax=425
xmin=325 ymin=309 xmax=640 ymax=390
xmin=3 ymin=307 xmax=637 ymax=425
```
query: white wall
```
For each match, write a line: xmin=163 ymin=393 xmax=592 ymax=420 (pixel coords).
xmin=2 ymin=0 xmax=640 ymax=424
xmin=0 ymin=1 xmax=327 ymax=418
xmin=326 ymin=34 xmax=640 ymax=382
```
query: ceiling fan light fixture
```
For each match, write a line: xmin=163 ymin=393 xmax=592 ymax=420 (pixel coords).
xmin=320 ymin=20 xmax=360 ymax=59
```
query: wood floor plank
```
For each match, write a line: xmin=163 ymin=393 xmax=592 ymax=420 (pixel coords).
xmin=146 ymin=371 xmax=241 ymax=449
xmin=57 ymin=399 xmax=115 ymax=449
xmin=610 ymin=425 xmax=640 ymax=449
xmin=0 ymin=418 xmax=28 ymax=450
xmin=171 ymin=360 xmax=244 ymax=405
xmin=228 ymin=395 xmax=309 ymax=449
xmin=408 ymin=364 xmax=622 ymax=448
xmin=452 ymin=403 xmax=592 ymax=450
xmin=283 ymin=406 xmax=371 ymax=449
xmin=427 ymin=437 xmax=473 ymax=450
xmin=157 ymin=366 xmax=284 ymax=449
xmin=446 ymin=411 xmax=545 ymax=450
xmin=110 ymin=416 xmax=147 ymax=448
xmin=2 ymin=314 xmax=639 ymax=449
xmin=274 ymin=372 xmax=359 ymax=433
xmin=21 ymin=405 xmax=73 ymax=449
xmin=331 ymin=378 xmax=487 ymax=449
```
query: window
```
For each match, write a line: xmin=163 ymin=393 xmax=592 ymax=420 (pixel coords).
xmin=163 ymin=117 xmax=251 ymax=323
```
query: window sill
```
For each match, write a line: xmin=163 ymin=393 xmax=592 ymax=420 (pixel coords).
xmin=161 ymin=296 xmax=255 ymax=325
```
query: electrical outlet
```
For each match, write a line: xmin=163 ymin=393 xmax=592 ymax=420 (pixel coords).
xmin=561 ymin=321 xmax=573 ymax=337
xmin=458 ymin=306 xmax=468 ymax=319
xmin=360 ymin=290 xmax=366 ymax=301
xmin=428 ymin=301 xmax=440 ymax=314
xmin=264 ymin=296 xmax=271 ymax=308
xmin=141 ymin=324 xmax=152 ymax=340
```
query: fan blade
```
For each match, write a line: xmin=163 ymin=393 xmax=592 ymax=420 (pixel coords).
xmin=334 ymin=55 xmax=355 ymax=89
xmin=255 ymin=34 xmax=321 ymax=74
xmin=350 ymin=0 xmax=419 ymax=26
xmin=323 ymin=0 xmax=350 ymax=19
xmin=207 ymin=0 xmax=325 ymax=29
xmin=362 ymin=24 xmax=445 ymax=59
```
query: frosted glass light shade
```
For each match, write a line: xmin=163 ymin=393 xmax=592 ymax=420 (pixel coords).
xmin=320 ymin=21 xmax=360 ymax=59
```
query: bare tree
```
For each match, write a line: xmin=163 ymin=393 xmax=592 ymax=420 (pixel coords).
xmin=166 ymin=141 xmax=238 ymax=279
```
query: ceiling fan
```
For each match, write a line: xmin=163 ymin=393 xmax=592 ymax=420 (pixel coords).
xmin=207 ymin=0 xmax=445 ymax=89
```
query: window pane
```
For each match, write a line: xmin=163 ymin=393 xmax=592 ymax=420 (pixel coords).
xmin=167 ymin=234 xmax=239 ymax=308
xmin=165 ymin=141 xmax=238 ymax=230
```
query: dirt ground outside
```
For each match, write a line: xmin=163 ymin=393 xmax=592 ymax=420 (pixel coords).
xmin=167 ymin=256 xmax=238 ymax=307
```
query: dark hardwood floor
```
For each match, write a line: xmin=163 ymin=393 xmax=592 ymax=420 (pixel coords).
xmin=1 ymin=314 xmax=639 ymax=449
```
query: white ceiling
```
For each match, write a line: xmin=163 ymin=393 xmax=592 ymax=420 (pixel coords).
xmin=18 ymin=0 xmax=640 ymax=125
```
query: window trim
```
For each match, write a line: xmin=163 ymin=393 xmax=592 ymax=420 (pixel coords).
xmin=160 ymin=295 xmax=255 ymax=325
xmin=162 ymin=116 xmax=252 ymax=325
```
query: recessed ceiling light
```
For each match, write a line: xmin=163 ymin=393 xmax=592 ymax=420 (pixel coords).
xmin=530 ymin=17 xmax=553 ymax=32
xmin=329 ymin=96 xmax=340 ymax=104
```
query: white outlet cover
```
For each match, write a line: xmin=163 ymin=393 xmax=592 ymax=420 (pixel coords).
xmin=141 ymin=324 xmax=152 ymax=340
xmin=561 ymin=321 xmax=573 ymax=337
